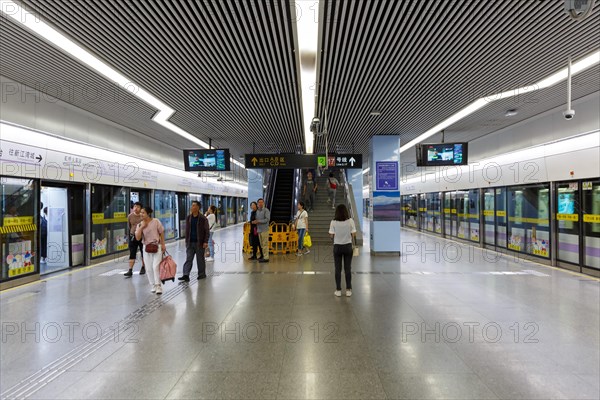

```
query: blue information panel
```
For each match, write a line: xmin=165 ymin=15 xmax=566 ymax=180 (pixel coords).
xmin=376 ymin=161 xmax=398 ymax=190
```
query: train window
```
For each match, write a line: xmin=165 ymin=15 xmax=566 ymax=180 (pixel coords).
xmin=90 ymin=185 xmax=128 ymax=258
xmin=154 ymin=190 xmax=177 ymax=240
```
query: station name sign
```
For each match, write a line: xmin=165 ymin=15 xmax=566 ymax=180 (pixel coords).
xmin=245 ymin=154 xmax=362 ymax=169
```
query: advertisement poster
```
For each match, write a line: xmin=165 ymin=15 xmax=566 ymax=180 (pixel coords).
xmin=5 ymin=240 xmax=35 ymax=277
xmin=49 ymin=208 xmax=64 ymax=232
xmin=376 ymin=162 xmax=398 ymax=190
xmin=508 ymin=234 xmax=522 ymax=251
xmin=532 ymin=239 xmax=549 ymax=257
xmin=92 ymin=238 xmax=107 ymax=257
xmin=372 ymin=191 xmax=401 ymax=221
xmin=113 ymin=228 xmax=128 ymax=251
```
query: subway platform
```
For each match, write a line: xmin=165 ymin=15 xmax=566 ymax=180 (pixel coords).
xmin=1 ymin=222 xmax=599 ymax=400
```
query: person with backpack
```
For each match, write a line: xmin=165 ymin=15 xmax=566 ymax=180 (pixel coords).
xmin=327 ymin=172 xmax=340 ymax=209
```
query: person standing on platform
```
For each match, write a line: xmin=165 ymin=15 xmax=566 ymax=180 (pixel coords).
xmin=294 ymin=201 xmax=309 ymax=255
xmin=253 ymin=198 xmax=270 ymax=263
xmin=205 ymin=205 xmax=217 ymax=262
xmin=40 ymin=204 xmax=48 ymax=263
xmin=303 ymin=171 xmax=318 ymax=212
xmin=135 ymin=207 xmax=166 ymax=294
xmin=179 ymin=201 xmax=209 ymax=282
xmin=125 ymin=202 xmax=145 ymax=277
xmin=248 ymin=201 xmax=263 ymax=260
xmin=329 ymin=204 xmax=356 ymax=297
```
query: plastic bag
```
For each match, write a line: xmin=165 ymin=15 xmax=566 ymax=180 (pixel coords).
xmin=303 ymin=233 xmax=312 ymax=247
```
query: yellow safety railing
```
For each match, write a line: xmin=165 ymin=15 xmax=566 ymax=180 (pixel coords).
xmin=243 ymin=222 xmax=299 ymax=254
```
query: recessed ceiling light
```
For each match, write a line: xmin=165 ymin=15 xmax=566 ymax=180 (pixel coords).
xmin=505 ymin=109 xmax=518 ymax=117
xmin=370 ymin=111 xmax=382 ymax=116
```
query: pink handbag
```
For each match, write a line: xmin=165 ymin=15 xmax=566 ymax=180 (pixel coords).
xmin=159 ymin=251 xmax=177 ymax=283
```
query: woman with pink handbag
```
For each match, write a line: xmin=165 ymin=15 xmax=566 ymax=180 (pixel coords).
xmin=135 ymin=206 xmax=166 ymax=294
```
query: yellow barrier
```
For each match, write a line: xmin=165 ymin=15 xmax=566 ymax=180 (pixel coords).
xmin=242 ymin=222 xmax=299 ymax=254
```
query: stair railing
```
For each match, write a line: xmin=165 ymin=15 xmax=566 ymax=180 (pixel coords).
xmin=339 ymin=169 xmax=363 ymax=245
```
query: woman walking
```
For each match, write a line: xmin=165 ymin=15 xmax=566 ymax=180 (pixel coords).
xmin=248 ymin=201 xmax=263 ymax=260
xmin=329 ymin=204 xmax=356 ymax=297
xmin=294 ymin=201 xmax=309 ymax=255
xmin=135 ymin=206 xmax=167 ymax=294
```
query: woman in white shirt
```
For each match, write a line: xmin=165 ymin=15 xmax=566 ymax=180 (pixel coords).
xmin=328 ymin=204 xmax=356 ymax=297
xmin=294 ymin=201 xmax=309 ymax=255
xmin=205 ymin=205 xmax=217 ymax=261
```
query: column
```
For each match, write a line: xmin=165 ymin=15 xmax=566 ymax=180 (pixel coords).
xmin=369 ymin=136 xmax=401 ymax=255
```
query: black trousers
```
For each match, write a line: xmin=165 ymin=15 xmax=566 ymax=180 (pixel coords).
xmin=250 ymin=233 xmax=263 ymax=258
xmin=333 ymin=243 xmax=353 ymax=290
xmin=183 ymin=243 xmax=206 ymax=277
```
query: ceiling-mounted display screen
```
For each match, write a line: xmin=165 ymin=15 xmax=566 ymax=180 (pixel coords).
xmin=183 ymin=149 xmax=230 ymax=171
xmin=416 ymin=143 xmax=468 ymax=166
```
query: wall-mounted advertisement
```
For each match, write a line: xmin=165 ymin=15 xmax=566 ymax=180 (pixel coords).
xmin=372 ymin=191 xmax=401 ymax=221
xmin=375 ymin=162 xmax=398 ymax=190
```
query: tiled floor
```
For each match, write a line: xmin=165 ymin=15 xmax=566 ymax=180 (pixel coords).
xmin=1 ymin=222 xmax=599 ymax=399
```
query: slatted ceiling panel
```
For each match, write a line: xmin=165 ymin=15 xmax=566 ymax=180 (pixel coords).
xmin=315 ymin=1 xmax=600 ymax=156
xmin=2 ymin=1 xmax=599 ymax=162
xmin=0 ymin=19 xmax=197 ymax=149
xmin=7 ymin=0 xmax=303 ymax=158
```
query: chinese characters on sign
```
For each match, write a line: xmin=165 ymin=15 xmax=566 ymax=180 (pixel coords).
xmin=376 ymin=161 xmax=398 ymax=190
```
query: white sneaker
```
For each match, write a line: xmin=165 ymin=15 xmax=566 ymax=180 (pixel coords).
xmin=334 ymin=290 xmax=342 ymax=297
xmin=304 ymin=249 xmax=310 ymax=255
xmin=151 ymin=285 xmax=156 ymax=293
xmin=156 ymin=285 xmax=163 ymax=294
xmin=205 ymin=257 xmax=214 ymax=262
xmin=346 ymin=289 xmax=352 ymax=297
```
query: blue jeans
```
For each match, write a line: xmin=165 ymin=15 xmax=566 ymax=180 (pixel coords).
xmin=297 ymin=228 xmax=306 ymax=251
xmin=208 ymin=231 xmax=214 ymax=257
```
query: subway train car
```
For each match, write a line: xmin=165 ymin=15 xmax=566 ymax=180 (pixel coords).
xmin=0 ymin=121 xmax=248 ymax=290
xmin=398 ymin=95 xmax=600 ymax=277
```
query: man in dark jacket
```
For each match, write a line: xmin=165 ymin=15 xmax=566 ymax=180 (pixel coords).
xmin=179 ymin=201 xmax=210 ymax=282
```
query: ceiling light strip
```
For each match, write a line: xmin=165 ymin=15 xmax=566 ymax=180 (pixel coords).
xmin=400 ymin=49 xmax=600 ymax=154
xmin=295 ymin=0 xmax=319 ymax=154
xmin=0 ymin=0 xmax=248 ymax=169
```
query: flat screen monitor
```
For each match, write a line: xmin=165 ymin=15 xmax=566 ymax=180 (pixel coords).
xmin=557 ymin=192 xmax=575 ymax=214
xmin=183 ymin=149 xmax=230 ymax=171
xmin=416 ymin=143 xmax=468 ymax=166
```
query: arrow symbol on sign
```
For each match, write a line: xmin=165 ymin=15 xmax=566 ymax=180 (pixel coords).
xmin=251 ymin=157 xmax=258 ymax=166
xmin=36 ymin=155 xmax=43 ymax=162
xmin=349 ymin=157 xmax=356 ymax=166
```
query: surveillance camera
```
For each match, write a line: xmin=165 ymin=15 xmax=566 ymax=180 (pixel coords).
xmin=312 ymin=117 xmax=320 ymax=125
xmin=563 ymin=109 xmax=575 ymax=120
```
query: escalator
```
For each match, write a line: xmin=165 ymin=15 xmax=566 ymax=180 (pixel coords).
xmin=268 ymin=169 xmax=295 ymax=223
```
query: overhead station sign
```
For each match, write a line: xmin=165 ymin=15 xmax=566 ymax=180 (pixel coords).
xmin=245 ymin=154 xmax=363 ymax=169
xmin=327 ymin=154 xmax=362 ymax=168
